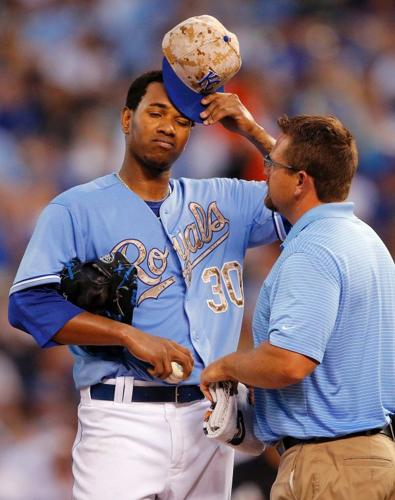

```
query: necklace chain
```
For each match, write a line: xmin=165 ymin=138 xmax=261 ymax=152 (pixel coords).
xmin=116 ymin=173 xmax=132 ymax=193
xmin=116 ymin=173 xmax=171 ymax=201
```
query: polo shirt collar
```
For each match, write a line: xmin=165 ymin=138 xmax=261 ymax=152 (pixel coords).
xmin=281 ymin=202 xmax=355 ymax=248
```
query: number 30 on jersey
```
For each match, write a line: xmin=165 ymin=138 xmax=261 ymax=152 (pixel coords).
xmin=201 ymin=261 xmax=244 ymax=313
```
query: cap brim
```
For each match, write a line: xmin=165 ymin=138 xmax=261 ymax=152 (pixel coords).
xmin=162 ymin=57 xmax=224 ymax=124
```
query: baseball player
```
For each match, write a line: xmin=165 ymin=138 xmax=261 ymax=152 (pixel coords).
xmin=8 ymin=18 xmax=287 ymax=500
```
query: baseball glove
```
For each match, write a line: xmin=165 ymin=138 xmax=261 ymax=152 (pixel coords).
xmin=59 ymin=252 xmax=137 ymax=356
xmin=203 ymin=381 xmax=266 ymax=455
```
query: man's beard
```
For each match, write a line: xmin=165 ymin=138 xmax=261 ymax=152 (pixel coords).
xmin=132 ymin=150 xmax=173 ymax=177
xmin=264 ymin=192 xmax=277 ymax=211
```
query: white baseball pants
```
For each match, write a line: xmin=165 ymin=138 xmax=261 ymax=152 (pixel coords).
xmin=72 ymin=378 xmax=234 ymax=500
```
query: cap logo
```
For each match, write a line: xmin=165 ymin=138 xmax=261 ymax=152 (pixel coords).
xmin=198 ymin=70 xmax=222 ymax=94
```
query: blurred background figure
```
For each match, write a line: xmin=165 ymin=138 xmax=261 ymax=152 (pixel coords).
xmin=1 ymin=0 xmax=394 ymax=498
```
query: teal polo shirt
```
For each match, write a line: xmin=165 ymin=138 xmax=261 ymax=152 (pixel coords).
xmin=252 ymin=203 xmax=395 ymax=443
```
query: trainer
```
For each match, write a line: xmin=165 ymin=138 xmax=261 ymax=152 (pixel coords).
xmin=201 ymin=114 xmax=395 ymax=499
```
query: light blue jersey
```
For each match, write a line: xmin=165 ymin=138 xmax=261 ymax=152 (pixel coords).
xmin=11 ymin=173 xmax=284 ymax=389
xmin=252 ymin=203 xmax=395 ymax=443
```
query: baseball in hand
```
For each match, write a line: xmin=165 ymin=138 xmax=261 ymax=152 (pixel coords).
xmin=164 ymin=361 xmax=184 ymax=384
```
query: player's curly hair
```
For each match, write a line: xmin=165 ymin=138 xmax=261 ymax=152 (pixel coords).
xmin=125 ymin=71 xmax=164 ymax=110
xmin=277 ymin=115 xmax=358 ymax=202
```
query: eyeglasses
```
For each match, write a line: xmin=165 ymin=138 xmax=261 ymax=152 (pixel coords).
xmin=263 ymin=153 xmax=299 ymax=174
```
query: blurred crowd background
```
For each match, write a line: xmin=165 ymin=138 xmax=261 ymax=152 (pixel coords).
xmin=0 ymin=0 xmax=394 ymax=498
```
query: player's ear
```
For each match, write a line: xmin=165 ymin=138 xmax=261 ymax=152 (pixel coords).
xmin=121 ymin=107 xmax=133 ymax=135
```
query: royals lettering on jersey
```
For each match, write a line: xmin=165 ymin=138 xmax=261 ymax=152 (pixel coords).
xmin=11 ymin=174 xmax=284 ymax=388
xmin=111 ymin=200 xmax=230 ymax=304
xmin=111 ymin=239 xmax=174 ymax=305
xmin=173 ymin=201 xmax=229 ymax=285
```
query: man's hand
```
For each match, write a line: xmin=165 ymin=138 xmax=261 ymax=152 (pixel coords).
xmin=125 ymin=328 xmax=194 ymax=380
xmin=199 ymin=93 xmax=276 ymax=154
xmin=200 ymin=354 xmax=236 ymax=401
xmin=200 ymin=93 xmax=256 ymax=136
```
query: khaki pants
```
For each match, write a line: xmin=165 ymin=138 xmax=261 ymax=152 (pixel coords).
xmin=271 ymin=434 xmax=395 ymax=500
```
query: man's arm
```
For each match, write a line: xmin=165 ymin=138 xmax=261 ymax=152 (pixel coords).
xmin=200 ymin=93 xmax=276 ymax=154
xmin=201 ymin=252 xmax=340 ymax=399
xmin=55 ymin=311 xmax=194 ymax=380
xmin=9 ymin=286 xmax=194 ymax=380
xmin=200 ymin=93 xmax=292 ymax=244
xmin=200 ymin=341 xmax=318 ymax=400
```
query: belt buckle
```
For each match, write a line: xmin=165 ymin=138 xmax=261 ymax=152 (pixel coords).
xmin=175 ymin=385 xmax=180 ymax=403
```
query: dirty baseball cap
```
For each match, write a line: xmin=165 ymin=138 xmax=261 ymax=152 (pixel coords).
xmin=162 ymin=15 xmax=241 ymax=123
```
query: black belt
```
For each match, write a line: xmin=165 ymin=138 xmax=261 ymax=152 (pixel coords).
xmin=90 ymin=383 xmax=204 ymax=404
xmin=279 ymin=416 xmax=395 ymax=453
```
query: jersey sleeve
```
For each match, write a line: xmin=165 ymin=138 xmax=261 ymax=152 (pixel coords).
xmin=10 ymin=202 xmax=83 ymax=294
xmin=234 ymin=180 xmax=288 ymax=247
xmin=267 ymin=252 xmax=340 ymax=362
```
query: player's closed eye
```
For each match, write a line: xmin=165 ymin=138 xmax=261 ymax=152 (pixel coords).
xmin=176 ymin=119 xmax=191 ymax=127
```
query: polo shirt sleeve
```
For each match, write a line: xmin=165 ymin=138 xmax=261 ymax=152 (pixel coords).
xmin=268 ymin=251 xmax=340 ymax=362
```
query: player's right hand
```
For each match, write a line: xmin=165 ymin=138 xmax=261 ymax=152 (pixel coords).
xmin=124 ymin=327 xmax=194 ymax=380
xmin=199 ymin=92 xmax=257 ymax=137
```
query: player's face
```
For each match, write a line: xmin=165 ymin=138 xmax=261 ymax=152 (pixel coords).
xmin=264 ymin=135 xmax=298 ymax=212
xmin=123 ymin=82 xmax=192 ymax=174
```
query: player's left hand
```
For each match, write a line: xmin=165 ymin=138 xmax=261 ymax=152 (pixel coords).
xmin=200 ymin=355 xmax=236 ymax=401
xmin=200 ymin=93 xmax=257 ymax=137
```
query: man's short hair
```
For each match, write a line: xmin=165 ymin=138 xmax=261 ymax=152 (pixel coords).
xmin=125 ymin=71 xmax=163 ymax=110
xmin=278 ymin=115 xmax=358 ymax=202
